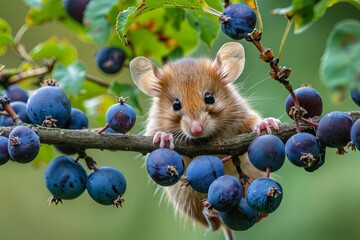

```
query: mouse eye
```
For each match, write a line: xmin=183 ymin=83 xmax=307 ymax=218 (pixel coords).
xmin=172 ymin=98 xmax=182 ymax=111
xmin=204 ymin=92 xmax=215 ymax=104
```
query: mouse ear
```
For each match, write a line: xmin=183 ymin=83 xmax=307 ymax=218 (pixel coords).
xmin=129 ymin=57 xmax=162 ymax=97
xmin=212 ymin=42 xmax=245 ymax=84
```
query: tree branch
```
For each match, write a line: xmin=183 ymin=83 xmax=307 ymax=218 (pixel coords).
xmin=1 ymin=112 xmax=359 ymax=157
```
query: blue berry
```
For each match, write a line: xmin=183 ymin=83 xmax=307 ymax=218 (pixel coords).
xmin=62 ymin=0 xmax=90 ymax=24
xmin=86 ymin=166 xmax=127 ymax=206
xmin=26 ymin=80 xmax=71 ymax=128
xmin=285 ymin=132 xmax=320 ymax=167
xmin=218 ymin=198 xmax=259 ymax=231
xmin=350 ymin=88 xmax=360 ymax=107
xmin=351 ymin=119 xmax=360 ymax=150
xmin=96 ymin=46 xmax=126 ymax=74
xmin=45 ymin=155 xmax=87 ymax=200
xmin=64 ymin=108 xmax=88 ymax=129
xmin=183 ymin=155 xmax=224 ymax=193
xmin=8 ymin=126 xmax=40 ymax=163
xmin=220 ymin=4 xmax=256 ymax=40
xmin=146 ymin=148 xmax=184 ymax=186
xmin=316 ymin=111 xmax=353 ymax=148
xmin=1 ymin=84 xmax=29 ymax=103
xmin=0 ymin=101 xmax=30 ymax=126
xmin=207 ymin=175 xmax=242 ymax=212
xmin=246 ymin=178 xmax=283 ymax=214
xmin=285 ymin=87 xmax=323 ymax=119
xmin=248 ymin=134 xmax=285 ymax=172
xmin=0 ymin=136 xmax=10 ymax=165
xmin=104 ymin=98 xmax=136 ymax=133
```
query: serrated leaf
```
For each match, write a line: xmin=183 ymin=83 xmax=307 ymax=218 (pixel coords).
xmin=185 ymin=10 xmax=219 ymax=48
xmin=29 ymin=36 xmax=77 ymax=65
xmin=53 ymin=61 xmax=86 ymax=95
xmin=273 ymin=0 xmax=360 ymax=34
xmin=108 ymin=81 xmax=143 ymax=115
xmin=0 ymin=18 xmax=14 ymax=55
xmin=116 ymin=0 xmax=221 ymax=45
xmin=84 ymin=0 xmax=118 ymax=46
xmin=25 ymin=0 xmax=66 ymax=26
xmin=319 ymin=19 xmax=360 ymax=103
xmin=123 ymin=8 xmax=198 ymax=63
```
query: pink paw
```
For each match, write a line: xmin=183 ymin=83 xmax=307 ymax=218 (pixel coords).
xmin=153 ymin=131 xmax=174 ymax=149
xmin=255 ymin=117 xmax=281 ymax=135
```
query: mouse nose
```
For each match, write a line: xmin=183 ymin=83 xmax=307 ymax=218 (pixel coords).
xmin=190 ymin=121 xmax=204 ymax=137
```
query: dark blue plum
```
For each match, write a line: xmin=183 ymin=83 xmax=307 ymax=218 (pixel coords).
xmin=218 ymin=198 xmax=259 ymax=231
xmin=8 ymin=126 xmax=40 ymax=163
xmin=207 ymin=175 xmax=242 ymax=212
xmin=220 ymin=4 xmax=256 ymax=40
xmin=0 ymin=101 xmax=30 ymax=126
xmin=316 ymin=111 xmax=353 ymax=148
xmin=146 ymin=148 xmax=184 ymax=186
xmin=105 ymin=98 xmax=136 ymax=133
xmin=350 ymin=88 xmax=360 ymax=107
xmin=1 ymin=84 xmax=29 ymax=103
xmin=86 ymin=166 xmax=127 ymax=206
xmin=62 ymin=0 xmax=90 ymax=24
xmin=285 ymin=132 xmax=320 ymax=167
xmin=248 ymin=134 xmax=285 ymax=172
xmin=184 ymin=155 xmax=224 ymax=193
xmin=44 ymin=155 xmax=87 ymax=200
xmin=26 ymin=83 xmax=71 ymax=128
xmin=0 ymin=136 xmax=10 ymax=165
xmin=96 ymin=46 xmax=126 ymax=74
xmin=285 ymin=87 xmax=323 ymax=119
xmin=65 ymin=108 xmax=88 ymax=129
xmin=351 ymin=119 xmax=360 ymax=150
xmin=246 ymin=178 xmax=283 ymax=214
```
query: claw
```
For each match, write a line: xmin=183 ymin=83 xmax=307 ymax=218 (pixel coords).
xmin=255 ymin=117 xmax=281 ymax=135
xmin=153 ymin=131 xmax=174 ymax=149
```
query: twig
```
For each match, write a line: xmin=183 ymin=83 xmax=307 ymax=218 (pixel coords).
xmin=0 ymin=112 xmax=359 ymax=157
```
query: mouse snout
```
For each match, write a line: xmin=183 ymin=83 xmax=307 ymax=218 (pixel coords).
xmin=190 ymin=121 xmax=204 ymax=137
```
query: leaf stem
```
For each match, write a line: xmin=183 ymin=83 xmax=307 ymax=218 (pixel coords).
xmin=278 ymin=20 xmax=293 ymax=60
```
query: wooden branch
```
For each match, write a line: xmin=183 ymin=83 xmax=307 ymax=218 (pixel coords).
xmin=1 ymin=111 xmax=359 ymax=157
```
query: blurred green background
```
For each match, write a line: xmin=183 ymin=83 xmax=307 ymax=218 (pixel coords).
xmin=1 ymin=1 xmax=360 ymax=240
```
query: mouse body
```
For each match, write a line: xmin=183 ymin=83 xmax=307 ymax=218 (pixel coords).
xmin=130 ymin=42 xmax=273 ymax=234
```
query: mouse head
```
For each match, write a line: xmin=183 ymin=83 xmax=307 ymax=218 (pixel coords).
xmin=130 ymin=42 xmax=248 ymax=140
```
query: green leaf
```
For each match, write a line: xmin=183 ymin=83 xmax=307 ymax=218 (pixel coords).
xmin=273 ymin=0 xmax=360 ymax=34
xmin=25 ymin=0 xmax=66 ymax=26
xmin=52 ymin=61 xmax=86 ymax=95
xmin=116 ymin=0 xmax=221 ymax=45
xmin=29 ymin=36 xmax=78 ymax=65
xmin=84 ymin=0 xmax=118 ymax=46
xmin=0 ymin=18 xmax=14 ymax=55
xmin=185 ymin=10 xmax=219 ymax=48
xmin=319 ymin=19 xmax=360 ymax=103
xmin=108 ymin=81 xmax=143 ymax=115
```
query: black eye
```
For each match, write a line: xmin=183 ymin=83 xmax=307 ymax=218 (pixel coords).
xmin=173 ymin=98 xmax=182 ymax=111
xmin=204 ymin=92 xmax=215 ymax=104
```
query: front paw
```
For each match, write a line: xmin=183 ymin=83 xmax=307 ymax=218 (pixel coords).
xmin=254 ymin=117 xmax=281 ymax=135
xmin=153 ymin=131 xmax=174 ymax=149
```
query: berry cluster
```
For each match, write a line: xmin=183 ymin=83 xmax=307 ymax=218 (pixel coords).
xmin=0 ymin=79 xmax=137 ymax=208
